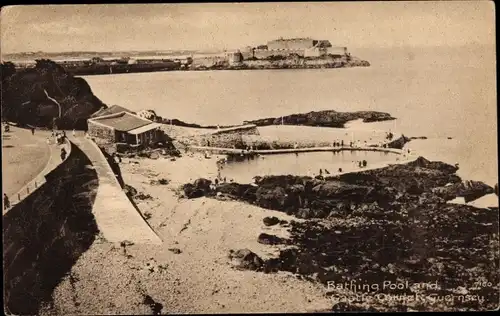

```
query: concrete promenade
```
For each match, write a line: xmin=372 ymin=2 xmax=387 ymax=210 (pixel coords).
xmin=69 ymin=135 xmax=162 ymax=245
xmin=4 ymin=137 xmax=71 ymax=214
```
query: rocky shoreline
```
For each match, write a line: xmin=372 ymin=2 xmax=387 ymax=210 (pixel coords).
xmin=245 ymin=110 xmax=395 ymax=128
xmin=146 ymin=109 xmax=395 ymax=131
xmin=181 ymin=157 xmax=498 ymax=311
xmin=190 ymin=57 xmax=370 ymax=71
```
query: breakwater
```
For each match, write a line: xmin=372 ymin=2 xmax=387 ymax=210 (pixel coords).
xmin=3 ymin=141 xmax=100 ymax=315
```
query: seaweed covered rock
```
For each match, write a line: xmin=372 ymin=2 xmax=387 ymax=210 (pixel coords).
xmin=311 ymin=181 xmax=372 ymax=200
xmin=432 ymin=180 xmax=494 ymax=202
xmin=124 ymin=184 xmax=138 ymax=198
xmin=193 ymin=178 xmax=211 ymax=193
xmin=263 ymin=216 xmax=280 ymax=226
xmin=216 ymin=182 xmax=257 ymax=202
xmin=257 ymin=233 xmax=288 ymax=245
xmin=228 ymin=249 xmax=264 ymax=271
xmin=182 ymin=183 xmax=205 ymax=199
xmin=255 ymin=186 xmax=288 ymax=210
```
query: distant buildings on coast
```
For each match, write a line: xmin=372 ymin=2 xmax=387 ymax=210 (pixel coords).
xmin=248 ymin=37 xmax=349 ymax=59
xmin=197 ymin=37 xmax=350 ymax=67
xmin=6 ymin=37 xmax=350 ymax=71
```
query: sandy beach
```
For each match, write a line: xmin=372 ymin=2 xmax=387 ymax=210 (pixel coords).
xmin=42 ymin=152 xmax=334 ymax=314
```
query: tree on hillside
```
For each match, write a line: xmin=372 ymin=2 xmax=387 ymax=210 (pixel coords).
xmin=1 ymin=62 xmax=17 ymax=81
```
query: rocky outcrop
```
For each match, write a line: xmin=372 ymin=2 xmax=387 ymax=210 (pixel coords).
xmin=387 ymin=135 xmax=428 ymax=149
xmin=182 ymin=157 xmax=492 ymax=218
xmin=432 ymin=180 xmax=495 ymax=202
xmin=228 ymin=249 xmax=264 ymax=271
xmin=1 ymin=59 xmax=106 ymax=129
xmin=263 ymin=216 xmax=280 ymax=226
xmin=183 ymin=156 xmax=498 ymax=311
xmin=257 ymin=233 xmax=289 ymax=245
xmin=245 ymin=110 xmax=395 ymax=128
xmin=387 ymin=135 xmax=411 ymax=149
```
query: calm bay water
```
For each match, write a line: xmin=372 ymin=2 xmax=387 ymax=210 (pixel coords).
xmin=83 ymin=45 xmax=498 ymax=185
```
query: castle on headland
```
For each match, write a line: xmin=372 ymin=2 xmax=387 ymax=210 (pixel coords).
xmin=231 ymin=37 xmax=349 ymax=63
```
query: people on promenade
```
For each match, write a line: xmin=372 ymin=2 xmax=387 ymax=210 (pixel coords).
xmin=341 ymin=140 xmax=344 ymax=147
xmin=31 ymin=127 xmax=35 ymax=135
xmin=362 ymin=160 xmax=367 ymax=167
xmin=46 ymin=137 xmax=51 ymax=145
xmin=60 ymin=147 xmax=67 ymax=161
xmin=4 ymin=193 xmax=10 ymax=210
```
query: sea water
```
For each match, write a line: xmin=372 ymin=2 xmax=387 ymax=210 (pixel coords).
xmin=83 ymin=45 xmax=497 ymax=186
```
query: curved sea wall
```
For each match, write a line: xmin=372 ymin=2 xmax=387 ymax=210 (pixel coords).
xmin=3 ymin=141 xmax=100 ymax=315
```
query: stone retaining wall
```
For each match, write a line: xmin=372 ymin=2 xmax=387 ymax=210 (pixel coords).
xmin=87 ymin=120 xmax=116 ymax=145
xmin=184 ymin=126 xmax=260 ymax=149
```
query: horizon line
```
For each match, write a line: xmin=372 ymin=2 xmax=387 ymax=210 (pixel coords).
xmin=2 ymin=42 xmax=493 ymax=56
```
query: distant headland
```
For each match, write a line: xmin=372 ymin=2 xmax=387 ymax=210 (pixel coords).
xmin=3 ymin=37 xmax=370 ymax=76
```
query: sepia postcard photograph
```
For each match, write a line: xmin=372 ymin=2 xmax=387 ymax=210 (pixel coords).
xmin=1 ymin=1 xmax=498 ymax=314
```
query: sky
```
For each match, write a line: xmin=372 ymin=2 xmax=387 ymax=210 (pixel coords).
xmin=0 ymin=2 xmax=496 ymax=54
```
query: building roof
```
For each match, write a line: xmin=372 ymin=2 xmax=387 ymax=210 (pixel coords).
xmin=90 ymin=112 xmax=153 ymax=132
xmin=91 ymin=105 xmax=135 ymax=118
xmin=128 ymin=123 xmax=162 ymax=135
